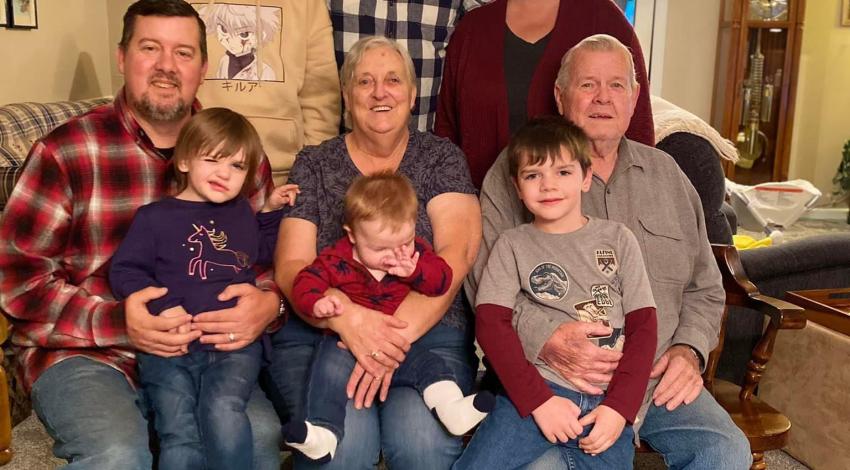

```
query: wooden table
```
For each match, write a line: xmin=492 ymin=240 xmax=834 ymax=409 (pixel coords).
xmin=785 ymin=287 xmax=850 ymax=336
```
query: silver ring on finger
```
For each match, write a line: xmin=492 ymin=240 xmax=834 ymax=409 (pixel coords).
xmin=369 ymin=350 xmax=381 ymax=359
xmin=228 ymin=332 xmax=236 ymax=343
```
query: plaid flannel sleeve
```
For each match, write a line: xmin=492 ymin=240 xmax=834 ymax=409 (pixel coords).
xmin=0 ymin=141 xmax=129 ymax=348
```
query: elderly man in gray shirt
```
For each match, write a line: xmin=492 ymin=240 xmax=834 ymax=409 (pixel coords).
xmin=468 ymin=34 xmax=751 ymax=469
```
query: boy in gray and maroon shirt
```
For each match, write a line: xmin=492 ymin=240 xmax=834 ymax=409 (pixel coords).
xmin=456 ymin=117 xmax=657 ymax=470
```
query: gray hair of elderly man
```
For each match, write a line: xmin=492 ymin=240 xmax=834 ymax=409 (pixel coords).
xmin=555 ymin=34 xmax=638 ymax=91
xmin=339 ymin=36 xmax=418 ymax=128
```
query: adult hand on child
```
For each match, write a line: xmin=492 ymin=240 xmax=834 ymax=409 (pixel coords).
xmin=345 ymin=364 xmax=395 ymax=408
xmin=263 ymin=183 xmax=300 ymax=212
xmin=384 ymin=245 xmax=419 ymax=278
xmin=540 ymin=322 xmax=622 ymax=394
xmin=193 ymin=284 xmax=279 ymax=351
xmin=578 ymin=404 xmax=626 ymax=455
xmin=327 ymin=294 xmax=410 ymax=376
xmin=126 ymin=287 xmax=200 ymax=357
xmin=313 ymin=295 xmax=344 ymax=318
xmin=531 ymin=396 xmax=584 ymax=443
xmin=159 ymin=305 xmax=192 ymax=353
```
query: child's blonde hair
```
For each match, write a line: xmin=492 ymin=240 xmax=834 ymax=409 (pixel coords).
xmin=507 ymin=116 xmax=591 ymax=178
xmin=172 ymin=108 xmax=264 ymax=196
xmin=344 ymin=171 xmax=418 ymax=233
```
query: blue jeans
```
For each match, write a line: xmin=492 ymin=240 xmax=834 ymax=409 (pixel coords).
xmin=454 ymin=382 xmax=635 ymax=470
xmin=304 ymin=333 xmax=457 ymax=440
xmin=266 ymin=315 xmax=477 ymax=470
xmin=31 ymin=355 xmax=282 ymax=470
xmin=138 ymin=343 xmax=262 ymax=470
xmin=525 ymin=388 xmax=752 ymax=470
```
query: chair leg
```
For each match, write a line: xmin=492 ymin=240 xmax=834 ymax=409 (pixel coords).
xmin=750 ymin=451 xmax=766 ymax=470
xmin=0 ymin=364 xmax=12 ymax=466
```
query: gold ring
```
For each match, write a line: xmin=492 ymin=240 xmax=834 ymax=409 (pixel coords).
xmin=228 ymin=332 xmax=236 ymax=343
xmin=369 ymin=350 xmax=380 ymax=358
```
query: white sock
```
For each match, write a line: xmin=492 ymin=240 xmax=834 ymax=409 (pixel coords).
xmin=284 ymin=421 xmax=338 ymax=461
xmin=423 ymin=380 xmax=492 ymax=436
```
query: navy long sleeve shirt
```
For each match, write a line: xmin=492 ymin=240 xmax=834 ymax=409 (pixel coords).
xmin=109 ymin=196 xmax=281 ymax=317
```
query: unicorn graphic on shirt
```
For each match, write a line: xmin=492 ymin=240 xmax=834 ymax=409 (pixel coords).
xmin=187 ymin=224 xmax=250 ymax=280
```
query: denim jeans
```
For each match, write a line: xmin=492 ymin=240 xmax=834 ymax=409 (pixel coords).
xmin=31 ymin=355 xmax=282 ymax=470
xmin=266 ymin=315 xmax=477 ymax=470
xmin=303 ymin=333 xmax=457 ymax=440
xmin=454 ymin=382 xmax=635 ymax=470
xmin=525 ymin=388 xmax=751 ymax=470
xmin=138 ymin=343 xmax=262 ymax=470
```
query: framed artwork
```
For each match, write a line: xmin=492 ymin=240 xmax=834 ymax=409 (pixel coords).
xmin=9 ymin=0 xmax=37 ymax=29
xmin=843 ymin=0 xmax=850 ymax=27
xmin=0 ymin=1 xmax=7 ymax=28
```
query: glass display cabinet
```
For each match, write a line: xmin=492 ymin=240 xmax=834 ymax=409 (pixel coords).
xmin=711 ymin=0 xmax=806 ymax=185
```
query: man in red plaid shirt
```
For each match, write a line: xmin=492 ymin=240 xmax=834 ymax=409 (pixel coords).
xmin=0 ymin=1 xmax=284 ymax=468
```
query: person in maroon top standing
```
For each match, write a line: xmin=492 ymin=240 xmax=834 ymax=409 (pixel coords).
xmin=434 ymin=0 xmax=654 ymax=189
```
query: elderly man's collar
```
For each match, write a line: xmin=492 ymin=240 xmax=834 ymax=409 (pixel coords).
xmin=616 ymin=137 xmax=646 ymax=171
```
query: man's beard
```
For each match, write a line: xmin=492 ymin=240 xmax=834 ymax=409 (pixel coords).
xmin=133 ymin=92 xmax=189 ymax=123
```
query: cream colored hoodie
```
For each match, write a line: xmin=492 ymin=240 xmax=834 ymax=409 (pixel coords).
xmin=194 ymin=0 xmax=341 ymax=184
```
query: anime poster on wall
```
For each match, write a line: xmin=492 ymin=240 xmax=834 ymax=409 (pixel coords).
xmin=192 ymin=3 xmax=285 ymax=83
xmin=9 ymin=0 xmax=38 ymax=29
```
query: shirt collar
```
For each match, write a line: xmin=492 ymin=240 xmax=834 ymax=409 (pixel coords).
xmin=114 ymin=87 xmax=203 ymax=160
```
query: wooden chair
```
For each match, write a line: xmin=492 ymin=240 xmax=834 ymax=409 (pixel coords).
xmin=0 ymin=315 xmax=12 ymax=465
xmin=638 ymin=244 xmax=806 ymax=470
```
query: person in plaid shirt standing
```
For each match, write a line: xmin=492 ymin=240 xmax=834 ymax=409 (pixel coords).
xmin=0 ymin=1 xmax=284 ymax=468
xmin=326 ymin=0 xmax=493 ymax=132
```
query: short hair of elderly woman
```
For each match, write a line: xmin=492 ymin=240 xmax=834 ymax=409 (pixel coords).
xmin=555 ymin=33 xmax=638 ymax=91
xmin=507 ymin=116 xmax=592 ymax=179
xmin=344 ymin=171 xmax=418 ymax=233
xmin=340 ymin=36 xmax=417 ymax=94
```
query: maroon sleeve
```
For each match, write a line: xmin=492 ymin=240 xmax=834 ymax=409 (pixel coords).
xmin=290 ymin=256 xmax=334 ymax=317
xmin=600 ymin=307 xmax=657 ymax=423
xmin=476 ymin=303 xmax=554 ymax=417
xmin=400 ymin=238 xmax=453 ymax=296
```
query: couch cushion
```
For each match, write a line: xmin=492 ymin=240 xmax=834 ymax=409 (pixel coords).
xmin=0 ymin=97 xmax=112 ymax=210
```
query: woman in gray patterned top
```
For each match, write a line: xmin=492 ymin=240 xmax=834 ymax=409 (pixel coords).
xmin=267 ymin=36 xmax=482 ymax=470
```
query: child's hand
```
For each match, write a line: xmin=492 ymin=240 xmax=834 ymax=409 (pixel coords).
xmin=160 ymin=305 xmax=191 ymax=353
xmin=531 ymin=396 xmax=583 ymax=444
xmin=384 ymin=245 xmax=419 ymax=278
xmin=578 ymin=405 xmax=626 ymax=455
xmin=263 ymin=184 xmax=300 ymax=212
xmin=313 ymin=295 xmax=344 ymax=318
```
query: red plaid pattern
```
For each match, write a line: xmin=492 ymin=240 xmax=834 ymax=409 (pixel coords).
xmin=0 ymin=90 xmax=275 ymax=391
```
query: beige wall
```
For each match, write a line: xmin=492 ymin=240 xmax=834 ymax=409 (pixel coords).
xmin=787 ymin=0 xmax=850 ymax=196
xmin=657 ymin=0 xmax=722 ymax=122
xmin=0 ymin=1 xmax=112 ymax=104
xmin=108 ymin=0 xmax=136 ymax=94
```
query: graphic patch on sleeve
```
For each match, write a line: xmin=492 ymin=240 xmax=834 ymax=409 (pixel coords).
xmin=595 ymin=249 xmax=618 ymax=277
xmin=529 ymin=262 xmax=569 ymax=301
xmin=590 ymin=284 xmax=614 ymax=307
